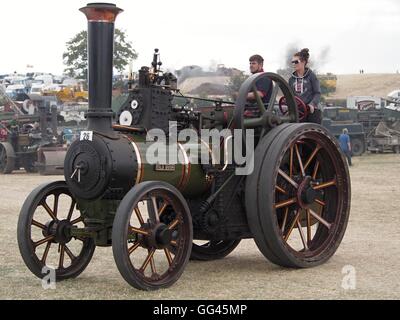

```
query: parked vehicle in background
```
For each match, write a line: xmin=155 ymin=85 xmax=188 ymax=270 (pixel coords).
xmin=322 ymin=106 xmax=366 ymax=156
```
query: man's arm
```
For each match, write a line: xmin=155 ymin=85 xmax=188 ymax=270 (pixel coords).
xmin=247 ymin=77 xmax=271 ymax=101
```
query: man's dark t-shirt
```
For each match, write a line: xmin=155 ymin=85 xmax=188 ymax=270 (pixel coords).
xmin=255 ymin=76 xmax=272 ymax=104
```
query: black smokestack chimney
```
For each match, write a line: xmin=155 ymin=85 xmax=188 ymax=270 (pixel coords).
xmin=80 ymin=3 xmax=122 ymax=134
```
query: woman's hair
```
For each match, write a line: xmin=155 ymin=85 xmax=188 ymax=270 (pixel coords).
xmin=294 ymin=48 xmax=310 ymax=65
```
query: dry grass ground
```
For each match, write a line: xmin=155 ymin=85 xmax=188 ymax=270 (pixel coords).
xmin=0 ymin=153 xmax=399 ymax=300
xmin=330 ymin=74 xmax=400 ymax=99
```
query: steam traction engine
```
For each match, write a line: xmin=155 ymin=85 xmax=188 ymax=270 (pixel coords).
xmin=17 ymin=3 xmax=351 ymax=290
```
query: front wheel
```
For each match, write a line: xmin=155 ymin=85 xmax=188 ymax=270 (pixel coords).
xmin=17 ymin=181 xmax=95 ymax=280
xmin=112 ymin=181 xmax=193 ymax=291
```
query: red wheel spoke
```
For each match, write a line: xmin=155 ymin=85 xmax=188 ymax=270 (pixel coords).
xmin=315 ymin=198 xmax=326 ymax=206
xmin=309 ymin=209 xmax=332 ymax=229
xmin=134 ymin=207 xmax=145 ymax=225
xmin=306 ymin=210 xmax=312 ymax=244
xmin=312 ymin=161 xmax=320 ymax=180
xmin=170 ymin=240 xmax=177 ymax=247
xmin=281 ymin=207 xmax=289 ymax=233
xmin=140 ymin=249 xmax=156 ymax=272
xmin=289 ymin=146 xmax=294 ymax=178
xmin=41 ymin=242 xmax=52 ymax=263
xmin=304 ymin=145 xmax=321 ymax=171
xmin=71 ymin=216 xmax=83 ymax=225
xmin=53 ymin=194 xmax=59 ymax=218
xmin=34 ymin=235 xmax=54 ymax=249
xmin=64 ymin=245 xmax=76 ymax=262
xmin=129 ymin=226 xmax=149 ymax=236
xmin=164 ymin=248 xmax=173 ymax=266
xmin=295 ymin=144 xmax=305 ymax=177
xmin=276 ymin=185 xmax=288 ymax=195
xmin=41 ymin=201 xmax=57 ymax=221
xmin=32 ymin=220 xmax=46 ymax=230
xmin=275 ymin=198 xmax=297 ymax=210
xmin=149 ymin=251 xmax=157 ymax=275
xmin=158 ymin=202 xmax=169 ymax=216
xmin=58 ymin=245 xmax=65 ymax=269
xmin=150 ymin=196 xmax=160 ymax=224
xmin=67 ymin=199 xmax=76 ymax=221
xmin=284 ymin=209 xmax=301 ymax=242
xmin=128 ymin=242 xmax=141 ymax=255
xmin=296 ymin=220 xmax=309 ymax=250
xmin=313 ymin=179 xmax=337 ymax=191
xmin=168 ymin=218 xmax=180 ymax=230
xmin=278 ymin=169 xmax=299 ymax=189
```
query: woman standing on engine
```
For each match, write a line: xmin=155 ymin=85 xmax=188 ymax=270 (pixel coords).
xmin=289 ymin=48 xmax=322 ymax=124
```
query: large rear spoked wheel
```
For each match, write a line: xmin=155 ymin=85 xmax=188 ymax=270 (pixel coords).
xmin=17 ymin=181 xmax=95 ymax=280
xmin=112 ymin=181 xmax=193 ymax=291
xmin=246 ymin=123 xmax=351 ymax=268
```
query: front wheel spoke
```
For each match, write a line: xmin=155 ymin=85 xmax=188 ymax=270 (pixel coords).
xmin=129 ymin=226 xmax=149 ymax=236
xmin=53 ymin=194 xmax=59 ymax=218
xmin=64 ymin=245 xmax=76 ymax=262
xmin=158 ymin=202 xmax=169 ymax=217
xmin=32 ymin=220 xmax=46 ymax=230
xmin=284 ymin=209 xmax=301 ymax=242
xmin=295 ymin=144 xmax=305 ymax=177
xmin=34 ymin=235 xmax=55 ymax=249
xmin=278 ymin=169 xmax=299 ymax=189
xmin=296 ymin=220 xmax=309 ymax=250
xmin=149 ymin=252 xmax=157 ymax=275
xmin=58 ymin=245 xmax=65 ymax=269
xmin=128 ymin=242 xmax=141 ymax=255
xmin=168 ymin=218 xmax=180 ymax=230
xmin=306 ymin=210 xmax=312 ymax=244
xmin=309 ymin=209 xmax=332 ymax=230
xmin=71 ymin=216 xmax=83 ymax=225
xmin=41 ymin=201 xmax=57 ymax=221
xmin=281 ymin=207 xmax=289 ymax=233
xmin=150 ymin=196 xmax=160 ymax=224
xmin=140 ymin=249 xmax=156 ymax=272
xmin=41 ymin=242 xmax=52 ymax=263
xmin=134 ymin=208 xmax=145 ymax=225
xmin=304 ymin=145 xmax=321 ymax=171
xmin=313 ymin=179 xmax=337 ymax=191
xmin=170 ymin=240 xmax=178 ymax=247
xmin=67 ymin=200 xmax=76 ymax=221
xmin=274 ymin=198 xmax=297 ymax=210
xmin=164 ymin=248 xmax=173 ymax=266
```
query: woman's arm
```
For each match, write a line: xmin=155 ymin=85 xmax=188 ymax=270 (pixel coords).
xmin=310 ymin=72 xmax=321 ymax=108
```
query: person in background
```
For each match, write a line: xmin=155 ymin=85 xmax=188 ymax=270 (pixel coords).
xmin=289 ymin=48 xmax=322 ymax=124
xmin=339 ymin=128 xmax=352 ymax=166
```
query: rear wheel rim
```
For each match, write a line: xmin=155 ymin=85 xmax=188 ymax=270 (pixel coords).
xmin=274 ymin=130 xmax=349 ymax=259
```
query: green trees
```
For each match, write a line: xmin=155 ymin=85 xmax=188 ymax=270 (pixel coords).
xmin=63 ymin=29 xmax=138 ymax=79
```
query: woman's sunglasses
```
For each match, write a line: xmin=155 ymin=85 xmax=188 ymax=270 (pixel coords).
xmin=291 ymin=60 xmax=301 ymax=65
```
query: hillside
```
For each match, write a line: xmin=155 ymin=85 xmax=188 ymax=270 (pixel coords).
xmin=178 ymin=73 xmax=400 ymax=99
xmin=327 ymin=74 xmax=400 ymax=99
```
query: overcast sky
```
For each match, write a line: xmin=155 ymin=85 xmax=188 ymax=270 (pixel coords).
xmin=1 ymin=0 xmax=399 ymax=76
